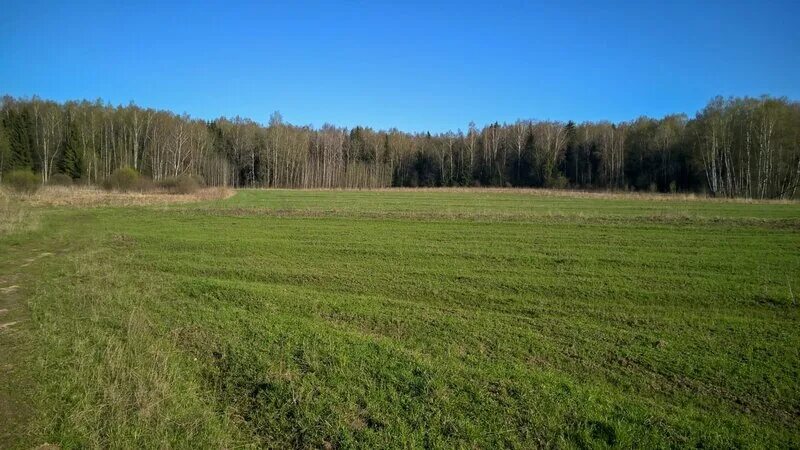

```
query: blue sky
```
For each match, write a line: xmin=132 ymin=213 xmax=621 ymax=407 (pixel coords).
xmin=1 ymin=0 xmax=798 ymax=132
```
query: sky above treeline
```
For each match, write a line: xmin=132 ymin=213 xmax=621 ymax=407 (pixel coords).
xmin=2 ymin=0 xmax=798 ymax=133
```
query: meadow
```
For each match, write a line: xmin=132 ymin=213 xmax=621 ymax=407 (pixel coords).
xmin=1 ymin=188 xmax=798 ymax=448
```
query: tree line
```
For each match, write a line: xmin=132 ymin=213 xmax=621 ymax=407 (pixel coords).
xmin=1 ymin=95 xmax=798 ymax=198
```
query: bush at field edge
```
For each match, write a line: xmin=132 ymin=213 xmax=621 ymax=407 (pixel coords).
xmin=3 ymin=169 xmax=40 ymax=194
xmin=101 ymin=167 xmax=141 ymax=192
xmin=48 ymin=173 xmax=73 ymax=186
xmin=157 ymin=174 xmax=204 ymax=194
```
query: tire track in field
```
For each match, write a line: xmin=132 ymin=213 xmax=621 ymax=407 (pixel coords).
xmin=0 ymin=248 xmax=54 ymax=448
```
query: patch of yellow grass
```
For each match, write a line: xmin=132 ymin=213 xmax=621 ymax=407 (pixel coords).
xmin=315 ymin=187 xmax=798 ymax=204
xmin=0 ymin=193 xmax=40 ymax=235
xmin=6 ymin=186 xmax=235 ymax=208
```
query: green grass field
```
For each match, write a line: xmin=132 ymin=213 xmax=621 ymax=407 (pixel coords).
xmin=1 ymin=189 xmax=799 ymax=448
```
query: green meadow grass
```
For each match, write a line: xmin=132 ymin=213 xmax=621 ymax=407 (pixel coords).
xmin=1 ymin=189 xmax=799 ymax=448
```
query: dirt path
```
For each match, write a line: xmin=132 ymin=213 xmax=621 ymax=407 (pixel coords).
xmin=0 ymin=249 xmax=53 ymax=448
xmin=0 ymin=275 xmax=29 ymax=447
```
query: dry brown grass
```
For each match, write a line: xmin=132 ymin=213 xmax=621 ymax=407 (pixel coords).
xmin=304 ymin=186 xmax=799 ymax=204
xmin=3 ymin=186 xmax=235 ymax=208
xmin=0 ymin=194 xmax=40 ymax=235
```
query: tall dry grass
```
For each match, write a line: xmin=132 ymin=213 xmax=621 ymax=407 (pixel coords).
xmin=312 ymin=186 xmax=799 ymax=204
xmin=1 ymin=186 xmax=234 ymax=235
xmin=0 ymin=190 xmax=40 ymax=235
xmin=6 ymin=185 xmax=235 ymax=208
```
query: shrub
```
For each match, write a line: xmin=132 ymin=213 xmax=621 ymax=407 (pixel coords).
xmin=547 ymin=176 xmax=569 ymax=189
xmin=134 ymin=177 xmax=155 ymax=192
xmin=102 ymin=167 xmax=140 ymax=192
xmin=48 ymin=173 xmax=73 ymax=186
xmin=158 ymin=174 xmax=203 ymax=194
xmin=3 ymin=169 xmax=40 ymax=194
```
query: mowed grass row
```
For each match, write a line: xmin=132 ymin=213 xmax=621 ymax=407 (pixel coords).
xmin=1 ymin=189 xmax=799 ymax=448
xmin=220 ymin=189 xmax=800 ymax=220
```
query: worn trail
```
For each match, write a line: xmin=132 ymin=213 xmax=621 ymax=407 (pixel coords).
xmin=0 ymin=245 xmax=56 ymax=448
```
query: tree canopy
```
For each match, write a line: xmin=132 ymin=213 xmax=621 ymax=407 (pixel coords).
xmin=2 ymin=95 xmax=798 ymax=198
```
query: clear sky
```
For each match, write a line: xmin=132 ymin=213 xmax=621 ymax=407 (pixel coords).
xmin=2 ymin=0 xmax=798 ymax=132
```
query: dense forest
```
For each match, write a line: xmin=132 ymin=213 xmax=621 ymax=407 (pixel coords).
xmin=1 ymin=95 xmax=798 ymax=198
